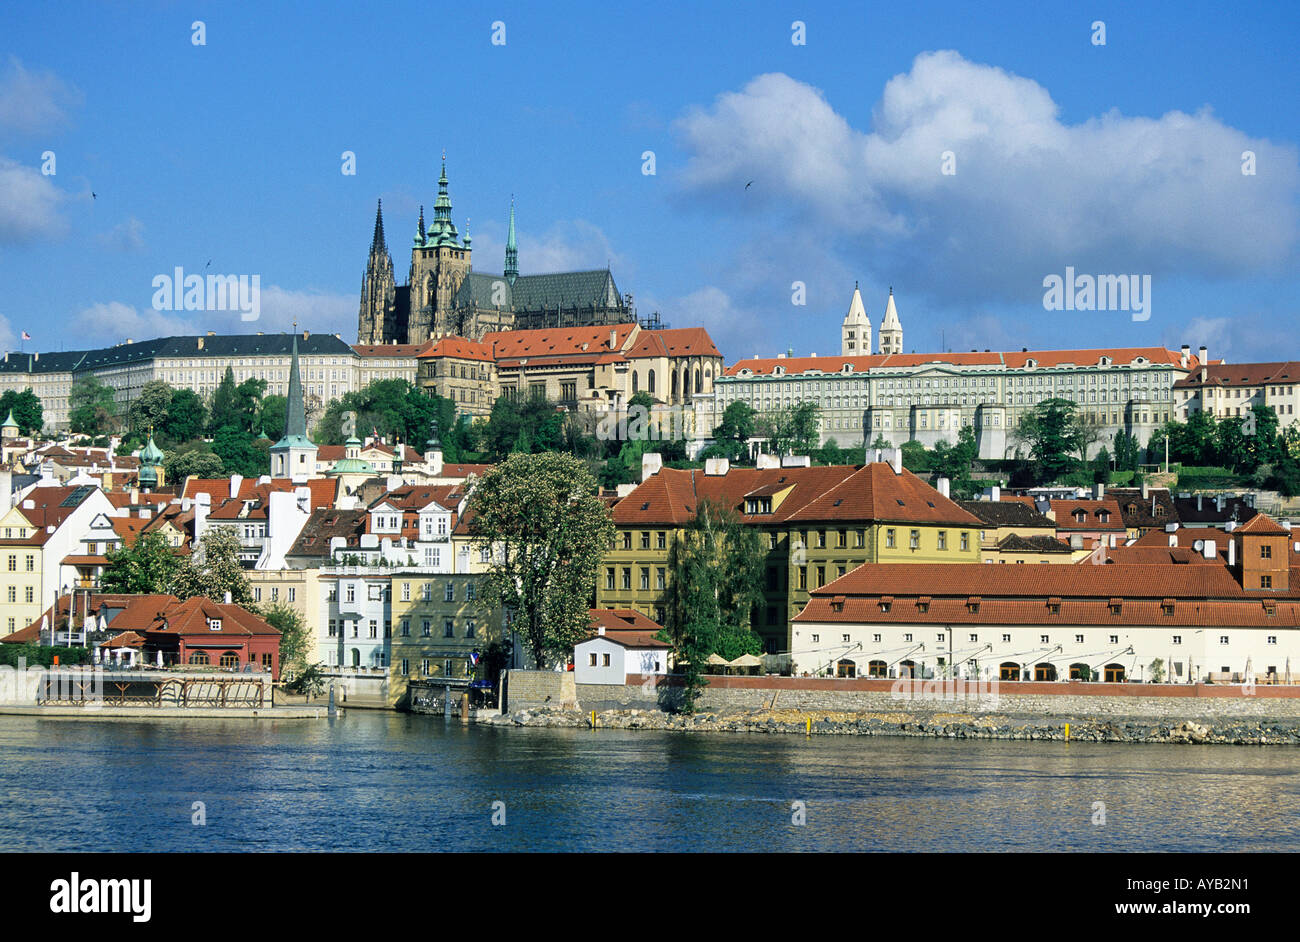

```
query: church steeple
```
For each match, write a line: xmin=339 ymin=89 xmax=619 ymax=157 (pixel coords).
xmin=371 ymin=199 xmax=387 ymax=253
xmin=271 ymin=329 xmax=317 ymax=482
xmin=414 ymin=204 xmax=426 ymax=246
xmin=504 ymin=196 xmax=518 ymax=285
xmin=878 ymin=286 xmax=903 ymax=356
xmin=429 ymin=155 xmax=460 ymax=246
xmin=842 ymin=280 xmax=871 ymax=356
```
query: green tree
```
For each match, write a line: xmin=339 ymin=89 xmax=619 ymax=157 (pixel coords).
xmin=127 ymin=380 xmax=173 ymax=434
xmin=69 ymin=375 xmax=119 ymax=436
xmin=172 ymin=527 xmax=253 ymax=605
xmin=1112 ymin=430 xmax=1140 ymax=472
xmin=258 ymin=395 xmax=287 ymax=439
xmin=164 ymin=445 xmax=225 ymax=481
xmin=1243 ymin=404 xmax=1280 ymax=471
xmin=1091 ymin=446 xmax=1112 ymax=484
xmin=1014 ymin=398 xmax=1084 ymax=482
xmin=100 ymin=530 xmax=183 ymax=594
xmin=208 ymin=367 xmax=242 ymax=434
xmin=467 ymin=452 xmax=615 ymax=669
xmin=260 ymin=603 xmax=311 ymax=676
xmin=712 ymin=400 xmax=757 ymax=462
xmin=162 ymin=388 xmax=207 ymax=443
xmin=664 ymin=498 xmax=765 ymax=712
xmin=0 ymin=388 xmax=42 ymax=435
xmin=761 ymin=401 xmax=821 ymax=456
xmin=212 ymin=426 xmax=267 ymax=477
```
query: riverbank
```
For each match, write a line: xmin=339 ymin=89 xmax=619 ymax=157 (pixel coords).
xmin=479 ymin=706 xmax=1300 ymax=745
xmin=0 ymin=705 xmax=326 ymax=720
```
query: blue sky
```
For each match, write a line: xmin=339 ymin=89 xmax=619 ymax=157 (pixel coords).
xmin=2 ymin=0 xmax=1298 ymax=366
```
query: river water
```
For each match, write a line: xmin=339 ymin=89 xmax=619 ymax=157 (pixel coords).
xmin=2 ymin=712 xmax=1297 ymax=852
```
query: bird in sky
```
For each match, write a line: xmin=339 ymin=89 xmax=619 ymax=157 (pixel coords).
xmin=745 ymin=181 xmax=753 ymax=190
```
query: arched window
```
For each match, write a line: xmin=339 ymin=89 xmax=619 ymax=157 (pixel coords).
xmin=1033 ymin=663 xmax=1057 ymax=681
xmin=219 ymin=651 xmax=239 ymax=669
xmin=351 ymin=648 xmax=361 ymax=668
xmin=867 ymin=660 xmax=887 ymax=677
xmin=1068 ymin=663 xmax=1091 ymax=680
xmin=898 ymin=660 xmax=917 ymax=678
xmin=836 ymin=659 xmax=857 ymax=678
xmin=999 ymin=662 xmax=1021 ymax=681
xmin=694 ymin=368 xmax=702 ymax=394
xmin=632 ymin=371 xmax=639 ymax=394
xmin=1104 ymin=663 xmax=1126 ymax=683
xmin=188 ymin=651 xmax=209 ymax=666
xmin=648 ymin=369 xmax=656 ymax=394
xmin=671 ymin=370 xmax=678 ymax=400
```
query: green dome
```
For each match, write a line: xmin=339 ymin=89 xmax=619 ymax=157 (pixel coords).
xmin=139 ymin=434 xmax=164 ymax=464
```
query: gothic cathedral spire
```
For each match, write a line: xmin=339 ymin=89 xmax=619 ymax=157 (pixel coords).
xmin=505 ymin=196 xmax=519 ymax=285
xmin=359 ymin=198 xmax=396 ymax=344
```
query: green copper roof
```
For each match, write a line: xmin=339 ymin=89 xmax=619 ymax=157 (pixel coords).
xmin=504 ymin=197 xmax=518 ymax=284
xmin=327 ymin=457 xmax=377 ymax=476
xmin=1 ymin=410 xmax=17 ymax=429
xmin=139 ymin=434 xmax=164 ymax=464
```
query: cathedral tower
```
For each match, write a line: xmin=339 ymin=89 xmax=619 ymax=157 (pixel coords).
xmin=504 ymin=197 xmax=518 ymax=285
xmin=358 ymin=200 xmax=397 ymax=344
xmin=878 ymin=287 xmax=903 ymax=355
xmin=408 ymin=157 xmax=472 ymax=344
xmin=841 ymin=282 xmax=871 ymax=356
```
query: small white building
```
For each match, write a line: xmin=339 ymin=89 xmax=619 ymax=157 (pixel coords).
xmin=575 ymin=610 xmax=671 ymax=685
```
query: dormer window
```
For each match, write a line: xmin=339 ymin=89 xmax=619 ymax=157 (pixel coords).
xmin=1098 ymin=511 xmax=1110 ymax=523
xmin=1108 ymin=598 xmax=1123 ymax=615
xmin=207 ymin=618 xmax=222 ymax=631
xmin=966 ymin=596 xmax=980 ymax=614
xmin=879 ymin=596 xmax=893 ymax=613
xmin=1046 ymin=597 xmax=1061 ymax=614
xmin=1161 ymin=599 xmax=1175 ymax=616
xmin=1073 ymin=510 xmax=1086 ymax=523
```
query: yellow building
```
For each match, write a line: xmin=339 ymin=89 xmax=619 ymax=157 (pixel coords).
xmin=603 ymin=457 xmax=984 ymax=653
xmin=387 ymin=571 xmax=503 ymax=707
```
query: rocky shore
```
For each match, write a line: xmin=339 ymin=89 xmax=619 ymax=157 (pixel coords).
xmin=478 ymin=707 xmax=1300 ymax=745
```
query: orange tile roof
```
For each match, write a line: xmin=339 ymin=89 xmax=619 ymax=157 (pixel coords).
xmin=726 ymin=346 xmax=1202 ymax=377
xmin=1174 ymin=361 xmax=1300 ymax=389
xmin=482 ymin=323 xmax=639 ymax=359
xmin=416 ymin=336 xmax=495 ymax=362
xmin=626 ymin=327 xmax=721 ymax=360
xmin=352 ymin=343 xmax=430 ymax=357
xmin=611 ymin=463 xmax=980 ymax=527
xmin=1049 ymin=499 xmax=1126 ymax=531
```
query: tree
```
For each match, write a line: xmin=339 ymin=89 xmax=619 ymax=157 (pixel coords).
xmin=257 ymin=395 xmax=287 ymax=440
xmin=207 ymin=367 xmax=243 ymax=434
xmin=712 ymin=401 xmax=757 ymax=462
xmin=1113 ymin=430 xmax=1140 ymax=473
xmin=69 ymin=375 xmax=118 ymax=436
xmin=234 ymin=377 xmax=268 ymax=432
xmin=1014 ymin=398 xmax=1084 ymax=483
xmin=664 ymin=498 xmax=765 ymax=712
xmin=164 ymin=445 xmax=225 ymax=481
xmin=212 ymin=426 xmax=267 ymax=477
xmin=127 ymin=380 xmax=173 ymax=434
xmin=467 ymin=452 xmax=614 ymax=669
xmin=1091 ymin=447 xmax=1112 ymax=484
xmin=162 ymin=388 xmax=207 ymax=443
xmin=100 ymin=530 xmax=183 ymax=595
xmin=0 ymin=388 xmax=42 ymax=435
xmin=260 ymin=603 xmax=311 ymax=676
xmin=172 ymin=528 xmax=253 ymax=605
xmin=761 ymin=401 xmax=821 ymax=456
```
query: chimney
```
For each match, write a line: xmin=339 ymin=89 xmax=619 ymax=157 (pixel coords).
xmin=1216 ymin=495 xmax=1225 ymax=512
xmin=609 ymin=329 xmax=617 ymax=350
xmin=303 ymin=330 xmax=310 ymax=340
xmin=223 ymin=590 xmax=232 ymax=604
xmin=1203 ymin=539 xmax=1216 ymax=560
xmin=1180 ymin=344 xmax=1190 ymax=368
xmin=1227 ymin=537 xmax=1236 ymax=567
xmin=1168 ymin=533 xmax=1178 ymax=547
xmin=1197 ymin=494 xmax=1203 ymax=511
xmin=1225 ymin=520 xmax=1237 ymax=532
xmin=597 ymin=625 xmax=606 ymax=636
xmin=888 ymin=447 xmax=903 ymax=474
xmin=704 ymin=458 xmax=730 ymax=476
xmin=1199 ymin=345 xmax=1208 ymax=367
xmin=990 ymin=485 xmax=1001 ymax=502
xmin=206 ymin=330 xmax=215 ymax=337
xmin=1141 ymin=480 xmax=1149 ymax=499
xmin=641 ymin=451 xmax=663 ymax=482
xmin=936 ymin=476 xmax=950 ymax=498
xmin=197 ymin=337 xmax=204 ymax=350
xmin=1093 ymin=482 xmax=1104 ymax=499
xmin=755 ymin=453 xmax=780 ymax=469
xmin=229 ymin=474 xmax=243 ymax=499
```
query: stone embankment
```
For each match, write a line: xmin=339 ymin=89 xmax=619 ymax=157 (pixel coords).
xmin=478 ymin=707 xmax=1300 ymax=745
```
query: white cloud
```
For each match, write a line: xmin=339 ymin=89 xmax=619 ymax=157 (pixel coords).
xmin=96 ymin=216 xmax=146 ymax=253
xmin=68 ymin=301 xmax=193 ymax=347
xmin=675 ymin=53 xmax=1300 ymax=306
xmin=0 ymin=57 xmax=82 ymax=135
xmin=0 ymin=311 xmax=18 ymax=352
xmin=253 ymin=285 xmax=355 ymax=336
xmin=641 ymin=285 xmax=766 ymax=360
xmin=0 ymin=156 xmax=68 ymax=243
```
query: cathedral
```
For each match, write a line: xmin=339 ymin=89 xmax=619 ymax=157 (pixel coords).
xmin=840 ymin=283 xmax=903 ymax=356
xmin=358 ymin=160 xmax=628 ymax=344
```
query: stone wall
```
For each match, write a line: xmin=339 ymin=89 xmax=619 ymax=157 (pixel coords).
xmin=574 ymin=675 xmax=1300 ymax=720
xmin=503 ymin=670 xmax=577 ymax=712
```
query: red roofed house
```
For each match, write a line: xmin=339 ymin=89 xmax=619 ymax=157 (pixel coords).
xmin=792 ymin=512 xmax=1300 ymax=685
xmin=575 ymin=609 xmax=672 ymax=684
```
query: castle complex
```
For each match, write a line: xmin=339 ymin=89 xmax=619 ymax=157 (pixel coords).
xmin=358 ymin=160 xmax=628 ymax=345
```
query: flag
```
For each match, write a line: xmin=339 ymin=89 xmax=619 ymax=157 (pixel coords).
xmin=21 ymin=331 xmax=30 ymax=340
xmin=469 ymin=651 xmax=480 ymax=666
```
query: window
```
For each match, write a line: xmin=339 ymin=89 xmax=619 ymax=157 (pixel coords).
xmin=606 ymin=568 xmax=615 ymax=591
xmin=1268 ymin=636 xmax=1277 ymax=645
xmin=886 ymin=528 xmax=896 ymax=548
xmin=444 ymin=620 xmax=455 ymax=638
xmin=466 ymin=620 xmax=476 ymax=639
xmin=960 ymin=532 xmax=969 ymax=551
xmin=207 ymin=618 xmax=222 ymax=631
xmin=937 ymin=531 xmax=947 ymax=550
xmin=1261 ymin=575 xmax=1273 ymax=588
xmin=401 ymin=659 xmax=410 ymax=676
xmin=872 ymin=634 xmax=881 ymax=643
xmin=904 ymin=633 xmax=913 ymax=642
xmin=909 ymin=529 xmax=920 ymax=550
xmin=622 ymin=532 xmax=632 ymax=550
xmin=400 ymin=619 xmax=410 ymax=637
xmin=641 ymin=531 xmax=650 ymax=550
xmin=345 ymin=585 xmax=355 ymax=603
xmin=589 ymin=653 xmax=597 ymax=667
xmin=1109 ymin=635 xmax=1119 ymax=644
xmin=1040 ymin=635 xmax=1050 ymax=644
xmin=656 ymin=568 xmax=666 ymax=590
xmin=465 ymin=582 xmax=476 ymax=601
xmin=1075 ymin=634 xmax=1084 ymax=643
xmin=657 ymin=531 xmax=666 ymax=550
xmin=24 ymin=555 xmax=33 ymax=572
xmin=622 ymin=568 xmax=632 ymax=590
xmin=328 ymin=619 xmax=337 ymax=637
xmin=1219 ymin=635 xmax=1229 ymax=645
xmin=402 ymin=582 xmax=410 ymax=601
xmin=24 ymin=587 xmax=32 ymax=604
xmin=1002 ymin=634 xmax=1011 ymax=643
xmin=816 ymin=566 xmax=825 ymax=588
xmin=421 ymin=620 xmax=431 ymax=637
xmin=811 ymin=634 xmax=819 ymax=643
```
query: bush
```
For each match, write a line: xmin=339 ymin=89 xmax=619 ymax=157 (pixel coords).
xmin=0 ymin=644 xmax=92 ymax=668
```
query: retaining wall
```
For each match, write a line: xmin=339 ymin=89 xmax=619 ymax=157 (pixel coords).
xmin=575 ymin=675 xmax=1300 ymax=719
xmin=503 ymin=670 xmax=577 ymax=711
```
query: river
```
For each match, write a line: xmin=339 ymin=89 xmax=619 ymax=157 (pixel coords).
xmin=2 ymin=712 xmax=1297 ymax=852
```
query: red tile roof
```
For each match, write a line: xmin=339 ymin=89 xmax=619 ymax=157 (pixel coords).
xmin=726 ymin=347 xmax=1203 ymax=377
xmin=416 ymin=336 xmax=496 ymax=362
xmin=352 ymin=343 xmax=429 ymax=358
xmin=482 ymin=323 xmax=639 ymax=359
xmin=626 ymin=327 xmax=721 ymax=360
xmin=1173 ymin=361 xmax=1300 ymax=389
xmin=1049 ymin=499 xmax=1126 ymax=531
